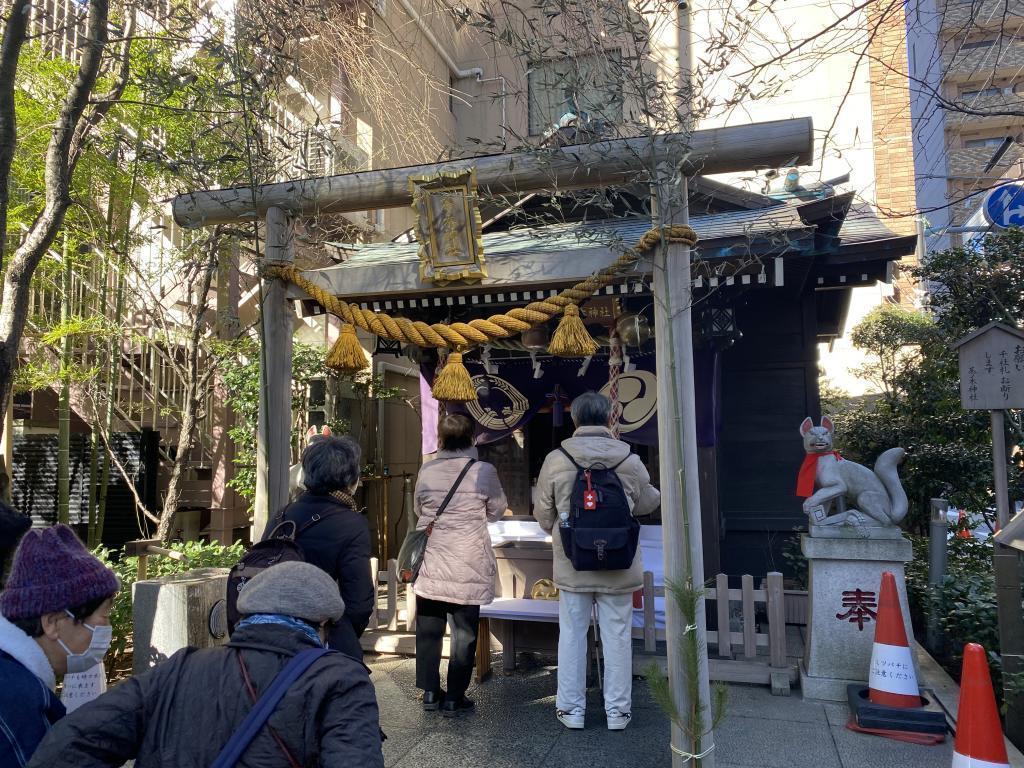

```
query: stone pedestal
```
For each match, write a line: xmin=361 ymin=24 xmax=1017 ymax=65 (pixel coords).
xmin=800 ymin=534 xmax=915 ymax=701
xmin=132 ymin=568 xmax=229 ymax=675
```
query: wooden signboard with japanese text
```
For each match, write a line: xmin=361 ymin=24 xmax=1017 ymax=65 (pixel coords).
xmin=956 ymin=323 xmax=1024 ymax=410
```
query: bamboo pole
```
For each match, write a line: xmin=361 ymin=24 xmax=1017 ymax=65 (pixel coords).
xmin=57 ymin=237 xmax=72 ymax=525
xmin=87 ymin=255 xmax=111 ymax=547
xmin=171 ymin=119 xmax=814 ymax=228
xmin=97 ymin=249 xmax=126 ymax=539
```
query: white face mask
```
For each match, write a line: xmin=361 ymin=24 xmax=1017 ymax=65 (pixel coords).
xmin=59 ymin=610 xmax=113 ymax=674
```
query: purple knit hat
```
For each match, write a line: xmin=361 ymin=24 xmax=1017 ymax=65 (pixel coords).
xmin=0 ymin=524 xmax=119 ymax=620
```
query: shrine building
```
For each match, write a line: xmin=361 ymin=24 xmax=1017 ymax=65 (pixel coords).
xmin=283 ymin=169 xmax=915 ymax=576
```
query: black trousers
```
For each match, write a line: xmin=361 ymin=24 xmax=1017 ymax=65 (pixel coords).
xmin=415 ymin=597 xmax=480 ymax=700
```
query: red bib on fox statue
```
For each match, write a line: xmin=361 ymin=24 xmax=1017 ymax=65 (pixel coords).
xmin=796 ymin=450 xmax=842 ymax=498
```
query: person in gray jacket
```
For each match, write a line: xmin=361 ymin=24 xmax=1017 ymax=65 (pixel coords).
xmin=29 ymin=561 xmax=383 ymax=768
xmin=534 ymin=392 xmax=660 ymax=732
xmin=413 ymin=413 xmax=508 ymax=716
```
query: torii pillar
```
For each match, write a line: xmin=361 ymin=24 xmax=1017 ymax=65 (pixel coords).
xmin=171 ymin=116 xmax=814 ymax=765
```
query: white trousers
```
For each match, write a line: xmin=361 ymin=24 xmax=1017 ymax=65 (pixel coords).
xmin=556 ymin=590 xmax=633 ymax=715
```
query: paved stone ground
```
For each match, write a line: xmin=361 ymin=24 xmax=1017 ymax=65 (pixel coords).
xmin=368 ymin=653 xmax=954 ymax=768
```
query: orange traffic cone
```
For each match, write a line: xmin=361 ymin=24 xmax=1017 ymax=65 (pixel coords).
xmin=953 ymin=643 xmax=1009 ymax=768
xmin=868 ymin=571 xmax=920 ymax=708
xmin=957 ymin=510 xmax=973 ymax=539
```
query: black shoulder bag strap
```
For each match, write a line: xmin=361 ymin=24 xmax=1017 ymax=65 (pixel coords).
xmin=259 ymin=502 xmax=298 ymax=542
xmin=425 ymin=459 xmax=476 ymax=534
xmin=270 ymin=501 xmax=343 ymax=540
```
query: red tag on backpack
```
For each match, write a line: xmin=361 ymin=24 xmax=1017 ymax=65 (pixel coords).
xmin=583 ymin=471 xmax=597 ymax=510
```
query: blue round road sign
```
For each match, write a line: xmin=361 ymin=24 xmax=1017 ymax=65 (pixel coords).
xmin=983 ymin=184 xmax=1024 ymax=229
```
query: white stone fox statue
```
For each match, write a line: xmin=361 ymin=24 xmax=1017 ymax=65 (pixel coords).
xmin=797 ymin=416 xmax=908 ymax=531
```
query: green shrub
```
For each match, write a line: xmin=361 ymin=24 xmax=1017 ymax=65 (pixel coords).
xmin=95 ymin=540 xmax=246 ymax=662
xmin=904 ymin=532 xmax=1018 ymax=706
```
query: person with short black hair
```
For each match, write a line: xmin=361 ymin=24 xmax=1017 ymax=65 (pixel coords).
xmin=412 ymin=413 xmax=507 ymax=716
xmin=29 ymin=561 xmax=384 ymax=768
xmin=266 ymin=434 xmax=374 ymax=660
xmin=0 ymin=524 xmax=119 ymax=766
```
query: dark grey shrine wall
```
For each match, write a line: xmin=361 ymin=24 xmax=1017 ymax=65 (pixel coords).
xmin=715 ymin=289 xmax=820 ymax=579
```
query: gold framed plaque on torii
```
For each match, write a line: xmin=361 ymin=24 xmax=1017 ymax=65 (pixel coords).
xmin=409 ymin=168 xmax=487 ymax=285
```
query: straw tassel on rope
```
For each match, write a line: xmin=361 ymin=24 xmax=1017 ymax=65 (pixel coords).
xmin=325 ymin=323 xmax=369 ymax=374
xmin=264 ymin=224 xmax=697 ymax=366
xmin=431 ymin=351 xmax=477 ymax=402
xmin=548 ymin=304 xmax=598 ymax=357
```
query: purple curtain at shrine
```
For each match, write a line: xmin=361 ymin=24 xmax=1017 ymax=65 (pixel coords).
xmin=420 ymin=373 xmax=439 ymax=456
xmin=694 ymin=346 xmax=722 ymax=448
xmin=420 ymin=348 xmax=721 ymax=448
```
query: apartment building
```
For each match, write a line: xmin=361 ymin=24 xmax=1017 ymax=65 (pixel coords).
xmin=907 ymin=0 xmax=1024 ymax=251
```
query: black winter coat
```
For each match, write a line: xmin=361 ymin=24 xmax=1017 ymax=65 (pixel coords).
xmin=27 ymin=623 xmax=383 ymax=768
xmin=278 ymin=492 xmax=374 ymax=658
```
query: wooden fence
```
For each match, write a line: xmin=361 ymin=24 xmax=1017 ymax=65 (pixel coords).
xmin=634 ymin=570 xmax=795 ymax=694
xmin=361 ymin=559 xmax=797 ymax=694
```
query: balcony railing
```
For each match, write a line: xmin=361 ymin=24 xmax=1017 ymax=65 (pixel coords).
xmin=942 ymin=0 xmax=1024 ymax=31
xmin=947 ymin=142 xmax=1024 ymax=177
xmin=944 ymin=38 xmax=1024 ymax=78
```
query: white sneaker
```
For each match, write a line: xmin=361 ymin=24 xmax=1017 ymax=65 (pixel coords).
xmin=557 ymin=708 xmax=585 ymax=729
xmin=606 ymin=710 xmax=631 ymax=731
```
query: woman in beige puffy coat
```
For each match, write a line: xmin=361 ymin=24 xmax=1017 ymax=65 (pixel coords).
xmin=413 ymin=413 xmax=507 ymax=716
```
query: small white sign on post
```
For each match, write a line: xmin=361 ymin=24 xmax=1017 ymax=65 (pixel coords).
xmin=60 ymin=662 xmax=107 ymax=713
xmin=953 ymin=322 xmax=1024 ymax=410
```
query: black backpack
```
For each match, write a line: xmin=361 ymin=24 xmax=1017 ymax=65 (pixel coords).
xmin=225 ymin=509 xmax=332 ymax=634
xmin=556 ymin=448 xmax=640 ymax=571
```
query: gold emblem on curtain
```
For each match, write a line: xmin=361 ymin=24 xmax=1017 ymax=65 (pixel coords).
xmin=409 ymin=169 xmax=487 ymax=285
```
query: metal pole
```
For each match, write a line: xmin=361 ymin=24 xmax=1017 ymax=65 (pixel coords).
xmin=927 ymin=498 xmax=949 ymax=653
xmin=928 ymin=498 xmax=949 ymax=588
xmin=650 ymin=2 xmax=714 ymax=765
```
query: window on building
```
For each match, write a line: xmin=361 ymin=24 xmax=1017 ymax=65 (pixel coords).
xmin=964 ymin=136 xmax=1012 ymax=149
xmin=961 ymin=38 xmax=996 ymax=50
xmin=527 ymin=51 xmax=623 ymax=136
xmin=12 ymin=392 xmax=31 ymax=421
xmin=960 ymin=86 xmax=1004 ymax=100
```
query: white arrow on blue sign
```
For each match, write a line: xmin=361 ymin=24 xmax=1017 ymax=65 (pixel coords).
xmin=983 ymin=184 xmax=1024 ymax=229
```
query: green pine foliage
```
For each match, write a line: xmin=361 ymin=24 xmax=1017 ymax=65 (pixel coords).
xmin=831 ymin=230 xmax=1024 ymax=532
xmin=644 ymin=577 xmax=727 ymax=765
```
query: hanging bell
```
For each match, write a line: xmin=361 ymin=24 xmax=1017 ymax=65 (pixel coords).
xmin=402 ymin=344 xmax=427 ymax=364
xmin=521 ymin=325 xmax=550 ymax=351
xmin=616 ymin=313 xmax=652 ymax=347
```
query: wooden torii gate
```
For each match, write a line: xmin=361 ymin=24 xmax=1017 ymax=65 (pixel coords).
xmin=171 ymin=115 xmax=813 ymax=766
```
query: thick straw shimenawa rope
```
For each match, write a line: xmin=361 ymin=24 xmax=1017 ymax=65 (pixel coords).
xmin=264 ymin=225 xmax=698 ymax=351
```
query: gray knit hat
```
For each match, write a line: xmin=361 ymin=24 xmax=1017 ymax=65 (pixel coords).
xmin=236 ymin=561 xmax=345 ymax=624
